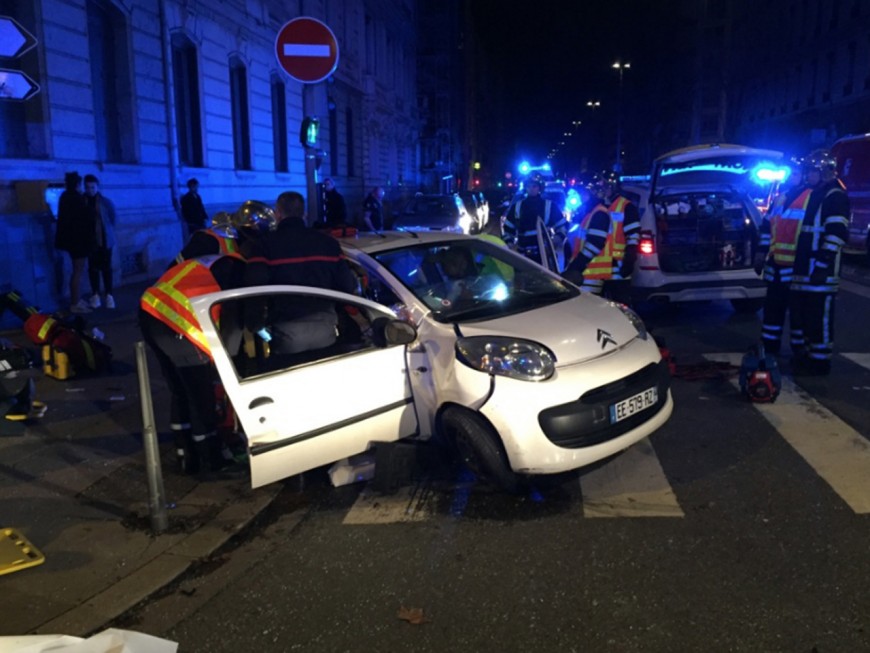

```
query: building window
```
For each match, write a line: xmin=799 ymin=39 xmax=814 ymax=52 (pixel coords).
xmin=87 ymin=0 xmax=135 ymax=163
xmin=0 ymin=1 xmax=47 ymax=159
xmin=271 ymin=75 xmax=288 ymax=172
xmin=329 ymin=101 xmax=339 ymax=176
xmin=229 ymin=56 xmax=251 ymax=170
xmin=346 ymin=107 xmax=355 ymax=177
xmin=171 ymin=34 xmax=203 ymax=167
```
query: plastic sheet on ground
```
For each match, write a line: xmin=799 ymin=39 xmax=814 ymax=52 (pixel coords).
xmin=0 ymin=629 xmax=177 ymax=653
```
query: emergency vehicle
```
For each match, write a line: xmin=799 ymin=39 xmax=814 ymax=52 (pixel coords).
xmin=830 ymin=134 xmax=870 ymax=261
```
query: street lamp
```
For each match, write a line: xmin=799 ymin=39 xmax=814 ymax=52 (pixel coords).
xmin=612 ymin=61 xmax=630 ymax=172
xmin=586 ymin=100 xmax=601 ymax=110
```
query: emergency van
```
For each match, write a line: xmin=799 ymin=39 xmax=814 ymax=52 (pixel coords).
xmin=830 ymin=134 xmax=870 ymax=261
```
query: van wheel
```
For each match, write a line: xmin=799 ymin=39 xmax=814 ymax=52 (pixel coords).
xmin=731 ymin=298 xmax=764 ymax=313
xmin=440 ymin=406 xmax=519 ymax=493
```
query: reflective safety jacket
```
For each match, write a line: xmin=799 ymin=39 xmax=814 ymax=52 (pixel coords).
xmin=791 ymin=179 xmax=851 ymax=293
xmin=770 ymin=188 xmax=812 ymax=266
xmin=504 ymin=195 xmax=568 ymax=251
xmin=141 ymin=256 xmax=225 ymax=356
xmin=565 ymin=201 xmax=613 ymax=294
xmin=176 ymin=228 xmax=239 ymax=264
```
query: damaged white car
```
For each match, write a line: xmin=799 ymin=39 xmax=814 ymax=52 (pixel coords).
xmin=191 ymin=231 xmax=673 ymax=491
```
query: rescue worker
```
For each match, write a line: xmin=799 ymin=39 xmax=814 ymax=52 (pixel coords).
xmin=599 ymin=174 xmax=640 ymax=303
xmin=244 ymin=191 xmax=357 ymax=366
xmin=754 ymin=162 xmax=808 ymax=356
xmin=174 ymin=201 xmax=276 ymax=264
xmin=139 ymin=254 xmax=248 ymax=475
xmin=788 ymin=150 xmax=850 ymax=375
xmin=562 ymin=184 xmax=614 ymax=295
xmin=503 ymin=178 xmax=568 ymax=264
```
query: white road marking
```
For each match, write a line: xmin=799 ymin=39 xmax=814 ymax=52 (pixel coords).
xmin=581 ymin=437 xmax=684 ymax=518
xmin=841 ymin=278 xmax=870 ymax=300
xmin=283 ymin=44 xmax=330 ymax=57
xmin=842 ymin=353 xmax=870 ymax=370
xmin=342 ymin=483 xmax=433 ymax=524
xmin=708 ymin=353 xmax=870 ymax=514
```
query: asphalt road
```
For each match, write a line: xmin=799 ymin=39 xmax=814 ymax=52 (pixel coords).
xmin=110 ymin=261 xmax=870 ymax=652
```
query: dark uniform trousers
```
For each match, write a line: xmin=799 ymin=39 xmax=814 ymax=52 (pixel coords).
xmin=791 ymin=290 xmax=835 ymax=371
xmin=761 ymin=266 xmax=804 ymax=356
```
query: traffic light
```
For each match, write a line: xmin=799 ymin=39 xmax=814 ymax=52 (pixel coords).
xmin=300 ymin=116 xmax=319 ymax=148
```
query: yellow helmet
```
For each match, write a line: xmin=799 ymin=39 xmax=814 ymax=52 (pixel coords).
xmin=233 ymin=200 xmax=277 ymax=233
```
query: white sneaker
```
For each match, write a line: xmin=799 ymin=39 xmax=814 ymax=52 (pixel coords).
xmin=70 ymin=299 xmax=92 ymax=314
xmin=89 ymin=294 xmax=101 ymax=309
xmin=104 ymin=294 xmax=115 ymax=309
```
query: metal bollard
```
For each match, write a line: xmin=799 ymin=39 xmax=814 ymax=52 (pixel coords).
xmin=135 ymin=341 xmax=169 ymax=534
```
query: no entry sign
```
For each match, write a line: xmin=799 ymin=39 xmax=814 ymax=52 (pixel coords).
xmin=275 ymin=17 xmax=339 ymax=84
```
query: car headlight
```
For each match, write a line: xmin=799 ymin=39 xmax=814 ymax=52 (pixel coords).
xmin=455 ymin=336 xmax=556 ymax=381
xmin=610 ymin=302 xmax=648 ymax=340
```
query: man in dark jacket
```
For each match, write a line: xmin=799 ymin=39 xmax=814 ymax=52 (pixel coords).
xmin=55 ymin=171 xmax=96 ymax=313
xmin=181 ymin=178 xmax=209 ymax=237
xmin=244 ymin=191 xmax=357 ymax=361
xmin=321 ymin=178 xmax=348 ymax=227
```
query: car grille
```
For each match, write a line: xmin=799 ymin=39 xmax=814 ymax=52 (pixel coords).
xmin=538 ymin=360 xmax=671 ymax=449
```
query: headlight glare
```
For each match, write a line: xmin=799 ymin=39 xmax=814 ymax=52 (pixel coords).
xmin=456 ymin=337 xmax=555 ymax=381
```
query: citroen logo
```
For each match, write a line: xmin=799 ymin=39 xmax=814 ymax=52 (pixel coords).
xmin=597 ymin=328 xmax=617 ymax=349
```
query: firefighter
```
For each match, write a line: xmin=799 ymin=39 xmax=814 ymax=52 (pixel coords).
xmin=503 ymin=178 xmax=568 ymax=264
xmin=139 ymin=254 xmax=248 ymax=475
xmin=789 ymin=150 xmax=851 ymax=375
xmin=754 ymin=162 xmax=808 ymax=356
xmin=562 ymin=184 xmax=614 ymax=295
xmin=175 ymin=201 xmax=276 ymax=264
xmin=599 ymin=173 xmax=640 ymax=304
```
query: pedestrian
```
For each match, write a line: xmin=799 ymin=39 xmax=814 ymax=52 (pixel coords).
xmin=755 ymin=162 xmax=808 ymax=357
xmin=140 ymin=253 xmax=248 ymax=475
xmin=562 ymin=184 xmax=615 ymax=295
xmin=599 ymin=174 xmax=641 ymax=304
xmin=83 ymin=174 xmax=117 ymax=309
xmin=54 ymin=171 xmax=96 ymax=314
xmin=244 ymin=191 xmax=357 ymax=365
xmin=789 ymin=150 xmax=851 ymax=375
xmin=181 ymin=178 xmax=209 ymax=237
xmin=322 ymin=178 xmax=348 ymax=227
xmin=503 ymin=178 xmax=568 ymax=264
xmin=361 ymin=186 xmax=385 ymax=231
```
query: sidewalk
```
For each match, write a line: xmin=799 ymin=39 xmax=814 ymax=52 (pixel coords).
xmin=0 ymin=281 xmax=281 ymax=637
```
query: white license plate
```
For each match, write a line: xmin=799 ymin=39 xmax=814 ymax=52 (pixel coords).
xmin=610 ymin=386 xmax=658 ymax=423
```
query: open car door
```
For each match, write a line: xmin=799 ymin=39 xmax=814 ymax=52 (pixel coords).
xmin=191 ymin=285 xmax=419 ymax=488
xmin=536 ymin=217 xmax=561 ymax=273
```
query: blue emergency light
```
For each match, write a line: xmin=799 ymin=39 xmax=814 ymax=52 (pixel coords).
xmin=751 ymin=163 xmax=791 ymax=184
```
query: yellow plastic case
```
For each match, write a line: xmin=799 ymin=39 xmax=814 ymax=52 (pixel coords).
xmin=0 ymin=528 xmax=45 ymax=576
xmin=42 ymin=344 xmax=73 ymax=380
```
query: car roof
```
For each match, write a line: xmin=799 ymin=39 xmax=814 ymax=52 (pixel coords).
xmin=338 ymin=229 xmax=470 ymax=254
xmin=655 ymin=143 xmax=783 ymax=163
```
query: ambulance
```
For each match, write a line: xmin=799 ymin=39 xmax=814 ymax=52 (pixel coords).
xmin=831 ymin=134 xmax=870 ymax=261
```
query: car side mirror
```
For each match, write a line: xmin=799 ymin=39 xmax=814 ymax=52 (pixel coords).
xmin=370 ymin=317 xmax=417 ymax=348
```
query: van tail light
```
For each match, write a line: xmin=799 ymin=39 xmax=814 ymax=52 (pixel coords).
xmin=639 ymin=230 xmax=655 ymax=256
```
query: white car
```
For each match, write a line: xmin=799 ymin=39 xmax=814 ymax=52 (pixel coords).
xmin=630 ymin=143 xmax=785 ymax=311
xmin=192 ymin=232 xmax=673 ymax=491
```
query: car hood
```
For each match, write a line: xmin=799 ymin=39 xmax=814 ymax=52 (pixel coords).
xmin=454 ymin=293 xmax=639 ymax=366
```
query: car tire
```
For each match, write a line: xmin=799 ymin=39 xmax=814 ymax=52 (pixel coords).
xmin=440 ymin=406 xmax=519 ymax=493
xmin=730 ymin=298 xmax=765 ymax=313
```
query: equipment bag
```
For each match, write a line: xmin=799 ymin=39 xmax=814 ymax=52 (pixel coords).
xmin=739 ymin=344 xmax=781 ymax=403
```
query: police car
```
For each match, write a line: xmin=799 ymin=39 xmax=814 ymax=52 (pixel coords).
xmin=191 ymin=232 xmax=673 ymax=491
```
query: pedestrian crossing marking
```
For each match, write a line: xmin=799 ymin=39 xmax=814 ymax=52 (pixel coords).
xmin=842 ymin=353 xmax=870 ymax=371
xmin=581 ymin=437 xmax=684 ymax=518
xmin=708 ymin=353 xmax=870 ymax=514
xmin=841 ymin=278 xmax=870 ymax=300
xmin=342 ymin=482 xmax=433 ymax=524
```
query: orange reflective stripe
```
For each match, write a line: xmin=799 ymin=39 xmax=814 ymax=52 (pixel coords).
xmin=771 ymin=189 xmax=811 ymax=265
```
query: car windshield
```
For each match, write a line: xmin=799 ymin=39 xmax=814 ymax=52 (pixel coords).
xmin=403 ymin=197 xmax=458 ymax=216
xmin=371 ymin=239 xmax=578 ymax=322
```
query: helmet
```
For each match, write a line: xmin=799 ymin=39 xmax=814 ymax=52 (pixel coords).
xmin=233 ymin=200 xmax=277 ymax=233
xmin=210 ymin=211 xmax=237 ymax=239
xmin=802 ymin=149 xmax=837 ymax=181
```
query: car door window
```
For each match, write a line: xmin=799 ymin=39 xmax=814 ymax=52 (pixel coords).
xmin=208 ymin=292 xmax=401 ymax=380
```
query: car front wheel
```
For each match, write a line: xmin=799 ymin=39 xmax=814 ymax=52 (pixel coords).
xmin=440 ymin=406 xmax=519 ymax=493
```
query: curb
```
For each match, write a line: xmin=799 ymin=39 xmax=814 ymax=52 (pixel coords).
xmin=33 ymin=484 xmax=281 ymax=636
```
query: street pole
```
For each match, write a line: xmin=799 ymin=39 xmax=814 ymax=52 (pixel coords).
xmin=613 ymin=62 xmax=630 ymax=173
xmin=303 ymin=83 xmax=320 ymax=227
xmin=135 ymin=341 xmax=168 ymax=534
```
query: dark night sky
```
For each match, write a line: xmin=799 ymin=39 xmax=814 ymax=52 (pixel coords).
xmin=468 ymin=0 xmax=671 ymax=176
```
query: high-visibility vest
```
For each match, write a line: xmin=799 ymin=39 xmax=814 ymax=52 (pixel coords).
xmin=571 ymin=206 xmax=614 ymax=279
xmin=140 ymin=256 xmax=224 ymax=356
xmin=770 ymin=188 xmax=812 ymax=266
xmin=608 ymin=196 xmax=630 ymax=262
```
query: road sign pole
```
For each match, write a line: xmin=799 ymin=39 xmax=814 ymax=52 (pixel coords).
xmin=303 ymin=84 xmax=320 ymax=227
